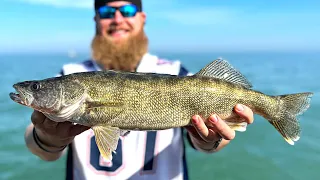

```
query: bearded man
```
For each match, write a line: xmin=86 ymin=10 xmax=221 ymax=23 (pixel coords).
xmin=24 ymin=1 xmax=254 ymax=180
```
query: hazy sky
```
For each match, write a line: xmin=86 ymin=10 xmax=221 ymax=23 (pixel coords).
xmin=1 ymin=0 xmax=319 ymax=53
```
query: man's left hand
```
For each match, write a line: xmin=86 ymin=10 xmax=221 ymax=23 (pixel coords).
xmin=184 ymin=104 xmax=254 ymax=153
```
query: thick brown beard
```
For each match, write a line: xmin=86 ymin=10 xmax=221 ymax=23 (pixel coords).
xmin=91 ymin=29 xmax=148 ymax=72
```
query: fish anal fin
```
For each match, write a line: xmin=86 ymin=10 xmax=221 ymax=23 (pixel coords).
xmin=195 ymin=58 xmax=252 ymax=89
xmin=225 ymin=121 xmax=248 ymax=132
xmin=92 ymin=125 xmax=121 ymax=161
xmin=214 ymin=112 xmax=248 ymax=132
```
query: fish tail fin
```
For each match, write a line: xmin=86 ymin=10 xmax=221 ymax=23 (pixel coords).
xmin=268 ymin=92 xmax=313 ymax=145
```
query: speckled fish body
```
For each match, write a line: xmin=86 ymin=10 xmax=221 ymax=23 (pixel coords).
xmin=9 ymin=59 xmax=313 ymax=160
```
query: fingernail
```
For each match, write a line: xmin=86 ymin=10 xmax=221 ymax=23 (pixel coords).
xmin=236 ymin=104 xmax=244 ymax=112
xmin=210 ymin=114 xmax=218 ymax=123
xmin=192 ymin=115 xmax=199 ymax=124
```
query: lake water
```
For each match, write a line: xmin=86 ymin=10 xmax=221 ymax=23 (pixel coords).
xmin=1 ymin=51 xmax=319 ymax=180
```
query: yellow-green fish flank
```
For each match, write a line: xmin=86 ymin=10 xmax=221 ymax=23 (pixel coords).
xmin=9 ymin=59 xmax=313 ymax=161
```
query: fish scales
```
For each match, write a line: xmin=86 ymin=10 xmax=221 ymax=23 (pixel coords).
xmin=9 ymin=59 xmax=313 ymax=161
xmin=74 ymin=71 xmax=277 ymax=130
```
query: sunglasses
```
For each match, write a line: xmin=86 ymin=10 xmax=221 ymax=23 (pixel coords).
xmin=98 ymin=4 xmax=139 ymax=19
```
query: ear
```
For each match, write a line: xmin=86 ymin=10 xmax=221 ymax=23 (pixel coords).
xmin=94 ymin=15 xmax=101 ymax=35
xmin=94 ymin=14 xmax=99 ymax=22
xmin=140 ymin=12 xmax=146 ymax=24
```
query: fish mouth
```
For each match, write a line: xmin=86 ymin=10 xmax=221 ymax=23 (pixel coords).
xmin=9 ymin=87 xmax=33 ymax=106
xmin=9 ymin=92 xmax=24 ymax=104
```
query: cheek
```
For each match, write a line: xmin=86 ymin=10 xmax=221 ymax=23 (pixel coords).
xmin=127 ymin=18 xmax=136 ymax=27
xmin=127 ymin=19 xmax=141 ymax=34
xmin=34 ymin=92 xmax=55 ymax=107
xmin=33 ymin=93 xmax=46 ymax=104
xmin=99 ymin=20 xmax=112 ymax=35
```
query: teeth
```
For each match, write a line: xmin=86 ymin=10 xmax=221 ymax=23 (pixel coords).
xmin=111 ymin=30 xmax=126 ymax=34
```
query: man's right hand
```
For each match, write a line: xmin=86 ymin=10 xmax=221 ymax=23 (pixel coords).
xmin=25 ymin=110 xmax=90 ymax=161
xmin=31 ymin=110 xmax=90 ymax=148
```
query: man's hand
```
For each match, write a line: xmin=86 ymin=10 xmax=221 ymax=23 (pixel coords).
xmin=31 ymin=110 xmax=90 ymax=148
xmin=185 ymin=104 xmax=254 ymax=153
xmin=25 ymin=110 xmax=90 ymax=161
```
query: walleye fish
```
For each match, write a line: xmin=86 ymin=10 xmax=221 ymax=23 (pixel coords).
xmin=9 ymin=59 xmax=313 ymax=160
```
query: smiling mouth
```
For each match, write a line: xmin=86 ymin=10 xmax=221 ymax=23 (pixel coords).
xmin=108 ymin=29 xmax=129 ymax=36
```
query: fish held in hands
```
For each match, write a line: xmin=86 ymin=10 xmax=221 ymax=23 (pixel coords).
xmin=9 ymin=59 xmax=313 ymax=160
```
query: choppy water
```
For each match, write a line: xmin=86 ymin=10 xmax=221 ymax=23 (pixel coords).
xmin=1 ymin=52 xmax=319 ymax=180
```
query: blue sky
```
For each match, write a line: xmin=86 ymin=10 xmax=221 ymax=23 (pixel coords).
xmin=1 ymin=0 xmax=320 ymax=53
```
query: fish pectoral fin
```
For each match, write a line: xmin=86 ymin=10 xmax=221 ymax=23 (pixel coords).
xmin=225 ymin=121 xmax=248 ymax=132
xmin=92 ymin=125 xmax=121 ymax=161
xmin=86 ymin=101 xmax=124 ymax=109
xmin=194 ymin=58 xmax=252 ymax=89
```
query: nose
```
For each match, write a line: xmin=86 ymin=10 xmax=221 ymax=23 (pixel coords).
xmin=113 ymin=10 xmax=124 ymax=23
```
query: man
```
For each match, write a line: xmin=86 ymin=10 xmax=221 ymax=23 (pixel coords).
xmin=24 ymin=0 xmax=254 ymax=179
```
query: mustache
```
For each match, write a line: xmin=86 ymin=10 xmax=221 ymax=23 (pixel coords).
xmin=108 ymin=24 xmax=128 ymax=31
xmin=91 ymin=29 xmax=149 ymax=71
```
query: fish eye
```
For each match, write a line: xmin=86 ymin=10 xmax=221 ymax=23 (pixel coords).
xmin=30 ymin=82 xmax=40 ymax=91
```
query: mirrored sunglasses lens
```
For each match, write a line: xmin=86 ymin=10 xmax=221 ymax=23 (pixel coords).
xmin=98 ymin=6 xmax=116 ymax=18
xmin=120 ymin=5 xmax=137 ymax=17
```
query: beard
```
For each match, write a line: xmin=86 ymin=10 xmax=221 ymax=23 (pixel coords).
xmin=91 ymin=29 xmax=148 ymax=72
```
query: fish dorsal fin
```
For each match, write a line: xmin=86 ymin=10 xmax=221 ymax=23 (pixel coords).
xmin=92 ymin=125 xmax=121 ymax=161
xmin=195 ymin=58 xmax=252 ymax=88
